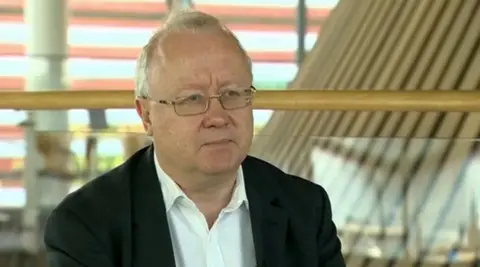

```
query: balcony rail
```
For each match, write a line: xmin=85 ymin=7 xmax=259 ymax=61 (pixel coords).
xmin=1 ymin=90 xmax=480 ymax=111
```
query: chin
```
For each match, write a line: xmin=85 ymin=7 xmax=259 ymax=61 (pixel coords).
xmin=199 ymin=163 xmax=238 ymax=175
xmin=197 ymin=148 xmax=244 ymax=175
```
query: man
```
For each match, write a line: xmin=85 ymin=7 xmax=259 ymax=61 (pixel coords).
xmin=44 ymin=10 xmax=345 ymax=267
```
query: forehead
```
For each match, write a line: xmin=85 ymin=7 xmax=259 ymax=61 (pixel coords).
xmin=153 ymin=30 xmax=251 ymax=87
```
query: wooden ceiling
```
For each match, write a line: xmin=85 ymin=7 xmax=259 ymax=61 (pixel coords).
xmin=251 ymin=0 xmax=480 ymax=265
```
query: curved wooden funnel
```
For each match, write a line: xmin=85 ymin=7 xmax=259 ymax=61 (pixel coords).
xmin=251 ymin=0 xmax=480 ymax=261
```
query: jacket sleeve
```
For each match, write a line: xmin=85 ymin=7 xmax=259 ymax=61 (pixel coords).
xmin=316 ymin=187 xmax=346 ymax=267
xmin=44 ymin=208 xmax=115 ymax=267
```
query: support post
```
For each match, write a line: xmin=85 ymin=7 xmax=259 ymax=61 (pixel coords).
xmin=22 ymin=0 xmax=69 ymax=252
xmin=296 ymin=0 xmax=307 ymax=66
xmin=167 ymin=0 xmax=194 ymax=11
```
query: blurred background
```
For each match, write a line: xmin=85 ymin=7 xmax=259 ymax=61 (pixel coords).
xmin=0 ymin=0 xmax=479 ymax=266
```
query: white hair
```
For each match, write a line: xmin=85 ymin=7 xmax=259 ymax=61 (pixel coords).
xmin=134 ymin=9 xmax=252 ymax=98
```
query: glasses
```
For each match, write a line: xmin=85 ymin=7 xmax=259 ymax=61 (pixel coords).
xmin=141 ymin=86 xmax=256 ymax=116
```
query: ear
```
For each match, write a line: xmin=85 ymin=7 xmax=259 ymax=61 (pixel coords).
xmin=135 ymin=99 xmax=153 ymax=136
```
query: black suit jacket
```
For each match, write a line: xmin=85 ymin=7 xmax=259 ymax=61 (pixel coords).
xmin=44 ymin=145 xmax=345 ymax=267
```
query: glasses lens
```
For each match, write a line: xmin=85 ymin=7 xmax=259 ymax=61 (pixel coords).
xmin=221 ymin=89 xmax=253 ymax=110
xmin=174 ymin=103 xmax=207 ymax=115
xmin=174 ymin=95 xmax=208 ymax=116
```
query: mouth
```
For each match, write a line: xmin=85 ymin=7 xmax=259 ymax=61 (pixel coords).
xmin=204 ymin=139 xmax=232 ymax=145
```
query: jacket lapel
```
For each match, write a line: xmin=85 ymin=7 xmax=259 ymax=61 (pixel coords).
xmin=243 ymin=156 xmax=289 ymax=267
xmin=130 ymin=146 xmax=176 ymax=267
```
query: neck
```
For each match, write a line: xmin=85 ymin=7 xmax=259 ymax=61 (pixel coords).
xmin=165 ymin=166 xmax=238 ymax=228
xmin=180 ymin=173 xmax=237 ymax=208
xmin=155 ymin=152 xmax=238 ymax=215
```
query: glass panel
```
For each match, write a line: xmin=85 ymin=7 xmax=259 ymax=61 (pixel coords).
xmin=0 ymin=129 xmax=478 ymax=265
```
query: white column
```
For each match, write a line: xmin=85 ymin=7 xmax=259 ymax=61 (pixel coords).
xmin=168 ymin=0 xmax=195 ymax=11
xmin=22 ymin=0 xmax=69 ymax=252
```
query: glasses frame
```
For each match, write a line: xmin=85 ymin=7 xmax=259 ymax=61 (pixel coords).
xmin=139 ymin=86 xmax=257 ymax=116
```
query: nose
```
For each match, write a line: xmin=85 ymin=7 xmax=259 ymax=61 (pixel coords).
xmin=202 ymin=98 xmax=229 ymax=128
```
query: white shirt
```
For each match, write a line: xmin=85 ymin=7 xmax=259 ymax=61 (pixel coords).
xmin=154 ymin=154 xmax=257 ymax=267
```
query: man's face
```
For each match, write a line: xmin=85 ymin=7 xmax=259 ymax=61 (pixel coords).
xmin=137 ymin=30 xmax=254 ymax=176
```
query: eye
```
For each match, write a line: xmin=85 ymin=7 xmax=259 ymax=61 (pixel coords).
xmin=187 ymin=94 xmax=202 ymax=101
xmin=176 ymin=94 xmax=205 ymax=105
xmin=223 ymin=90 xmax=242 ymax=97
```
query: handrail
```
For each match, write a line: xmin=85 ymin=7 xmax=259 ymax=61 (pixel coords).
xmin=1 ymin=90 xmax=480 ymax=111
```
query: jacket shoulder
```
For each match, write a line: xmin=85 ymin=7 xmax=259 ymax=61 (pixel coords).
xmin=51 ymin=146 xmax=147 ymax=225
xmin=245 ymin=156 xmax=329 ymax=208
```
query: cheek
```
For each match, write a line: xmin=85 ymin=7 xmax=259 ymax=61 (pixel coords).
xmin=232 ymin=111 xmax=254 ymax=143
xmin=234 ymin=110 xmax=254 ymax=129
xmin=152 ymin=116 xmax=198 ymax=151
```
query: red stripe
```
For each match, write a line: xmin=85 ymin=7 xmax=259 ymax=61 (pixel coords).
xmin=0 ymin=14 xmax=322 ymax=32
xmin=0 ymin=178 xmax=23 ymax=188
xmin=0 ymin=158 xmax=14 ymax=172
xmin=0 ymin=44 xmax=298 ymax=62
xmin=0 ymin=1 xmax=330 ymax=18
xmin=0 ymin=127 xmax=24 ymax=176
xmin=0 ymin=125 xmax=23 ymax=139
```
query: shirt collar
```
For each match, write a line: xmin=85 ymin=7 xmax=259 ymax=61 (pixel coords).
xmin=154 ymin=152 xmax=248 ymax=212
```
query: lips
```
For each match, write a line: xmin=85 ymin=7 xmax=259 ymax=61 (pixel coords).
xmin=204 ymin=139 xmax=232 ymax=145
